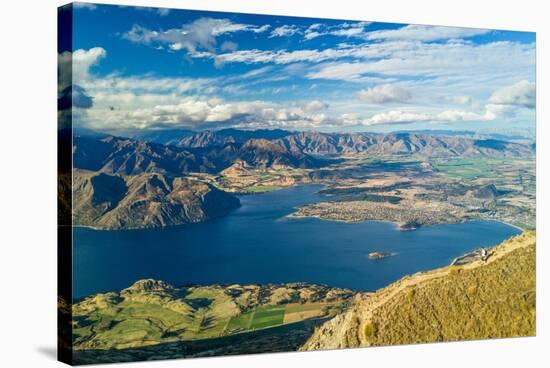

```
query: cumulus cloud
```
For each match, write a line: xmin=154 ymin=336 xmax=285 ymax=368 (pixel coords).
xmin=64 ymin=34 xmax=534 ymax=131
xmin=357 ymin=84 xmax=412 ymax=104
xmin=302 ymin=100 xmax=329 ymax=112
xmin=58 ymin=47 xmax=106 ymax=90
xmin=73 ymin=47 xmax=106 ymax=81
xmin=361 ymin=106 xmax=496 ymax=126
xmin=489 ymin=80 xmax=535 ymax=108
xmin=58 ymin=48 xmax=104 ymax=118
xmin=365 ymin=24 xmax=490 ymax=42
xmin=123 ymin=18 xmax=270 ymax=54
xmin=81 ymin=96 xmax=337 ymax=131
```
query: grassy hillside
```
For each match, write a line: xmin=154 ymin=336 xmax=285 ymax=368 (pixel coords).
xmin=72 ymin=280 xmax=354 ymax=351
xmin=302 ymin=231 xmax=536 ymax=350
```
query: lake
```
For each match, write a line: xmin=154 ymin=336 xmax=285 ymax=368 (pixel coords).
xmin=73 ymin=184 xmax=521 ymax=299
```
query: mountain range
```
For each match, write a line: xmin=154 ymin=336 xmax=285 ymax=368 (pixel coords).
xmin=70 ymin=128 xmax=534 ymax=229
xmin=74 ymin=129 xmax=534 ymax=175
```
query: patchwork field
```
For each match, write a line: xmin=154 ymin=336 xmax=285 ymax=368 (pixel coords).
xmin=72 ymin=281 xmax=353 ymax=351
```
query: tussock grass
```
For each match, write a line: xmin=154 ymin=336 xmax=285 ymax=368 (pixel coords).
xmin=366 ymin=234 xmax=536 ymax=345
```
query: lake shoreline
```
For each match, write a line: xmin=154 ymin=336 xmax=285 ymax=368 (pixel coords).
xmin=73 ymin=184 xmax=522 ymax=298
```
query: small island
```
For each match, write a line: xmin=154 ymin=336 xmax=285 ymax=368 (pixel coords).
xmin=368 ymin=251 xmax=398 ymax=260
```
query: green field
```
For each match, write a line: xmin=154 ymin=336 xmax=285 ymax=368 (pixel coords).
xmin=431 ymin=158 xmax=505 ymax=179
xmin=250 ymin=306 xmax=285 ymax=329
xmin=243 ymin=185 xmax=282 ymax=193
xmin=226 ymin=310 xmax=254 ymax=333
xmin=72 ymin=281 xmax=351 ymax=351
xmin=74 ymin=301 xmax=335 ymax=349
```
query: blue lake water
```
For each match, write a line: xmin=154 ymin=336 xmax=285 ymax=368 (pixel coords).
xmin=73 ymin=184 xmax=521 ymax=299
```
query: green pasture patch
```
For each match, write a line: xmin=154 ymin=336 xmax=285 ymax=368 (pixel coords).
xmin=250 ymin=306 xmax=285 ymax=329
xmin=226 ymin=310 xmax=254 ymax=332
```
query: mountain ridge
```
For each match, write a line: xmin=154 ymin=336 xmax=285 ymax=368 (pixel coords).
xmin=301 ymin=231 xmax=535 ymax=350
xmin=73 ymin=170 xmax=240 ymax=230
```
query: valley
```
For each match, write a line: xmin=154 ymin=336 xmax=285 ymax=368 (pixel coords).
xmin=67 ymin=128 xmax=536 ymax=362
xmin=71 ymin=129 xmax=535 ymax=230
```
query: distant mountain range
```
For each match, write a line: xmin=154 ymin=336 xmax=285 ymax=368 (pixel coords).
xmin=69 ymin=128 xmax=534 ymax=230
xmin=175 ymin=130 xmax=534 ymax=160
xmin=74 ymin=129 xmax=534 ymax=175
xmin=72 ymin=133 xmax=328 ymax=176
xmin=128 ymin=128 xmax=292 ymax=146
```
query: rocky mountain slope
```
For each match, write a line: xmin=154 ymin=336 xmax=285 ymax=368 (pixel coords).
xmin=73 ymin=136 xmax=224 ymax=175
xmin=74 ymin=130 xmax=533 ymax=179
xmin=73 ymin=170 xmax=240 ymax=229
xmin=176 ymin=128 xmax=292 ymax=148
xmin=177 ymin=130 xmax=534 ymax=158
xmin=301 ymin=231 xmax=535 ymax=350
xmin=73 ymin=134 xmax=327 ymax=174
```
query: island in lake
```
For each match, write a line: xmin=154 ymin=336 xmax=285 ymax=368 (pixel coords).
xmin=368 ymin=252 xmax=398 ymax=260
xmin=59 ymin=4 xmax=536 ymax=366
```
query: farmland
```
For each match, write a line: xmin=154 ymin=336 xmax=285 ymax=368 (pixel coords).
xmin=72 ymin=281 xmax=354 ymax=351
xmin=290 ymin=156 xmax=536 ymax=230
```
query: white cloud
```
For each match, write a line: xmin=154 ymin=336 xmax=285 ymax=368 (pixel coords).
xmin=193 ymin=43 xmax=390 ymax=65
xmin=331 ymin=22 xmax=372 ymax=37
xmin=81 ymin=96 xmax=339 ymax=131
xmin=64 ymin=38 xmax=535 ymax=131
xmin=304 ymin=21 xmax=371 ymax=40
xmin=303 ymin=100 xmax=329 ymax=112
xmin=365 ymin=25 xmax=490 ymax=42
xmin=123 ymin=18 xmax=270 ymax=54
xmin=270 ymin=25 xmax=300 ymax=38
xmin=307 ymin=41 xmax=534 ymax=82
xmin=84 ymin=75 xmax=213 ymax=96
xmin=304 ymin=31 xmax=322 ymax=40
xmin=58 ymin=47 xmax=106 ymax=90
xmin=357 ymin=84 xmax=412 ymax=104
xmin=489 ymin=80 xmax=535 ymax=108
xmin=193 ymin=39 xmax=534 ymax=93
xmin=252 ymin=24 xmax=271 ymax=33
xmin=72 ymin=47 xmax=106 ymax=81
xmin=361 ymin=103 xmax=505 ymax=126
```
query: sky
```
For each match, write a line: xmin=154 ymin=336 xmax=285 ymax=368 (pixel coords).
xmin=59 ymin=2 xmax=536 ymax=134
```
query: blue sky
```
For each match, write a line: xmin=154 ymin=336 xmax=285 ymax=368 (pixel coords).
xmin=61 ymin=2 xmax=536 ymax=134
